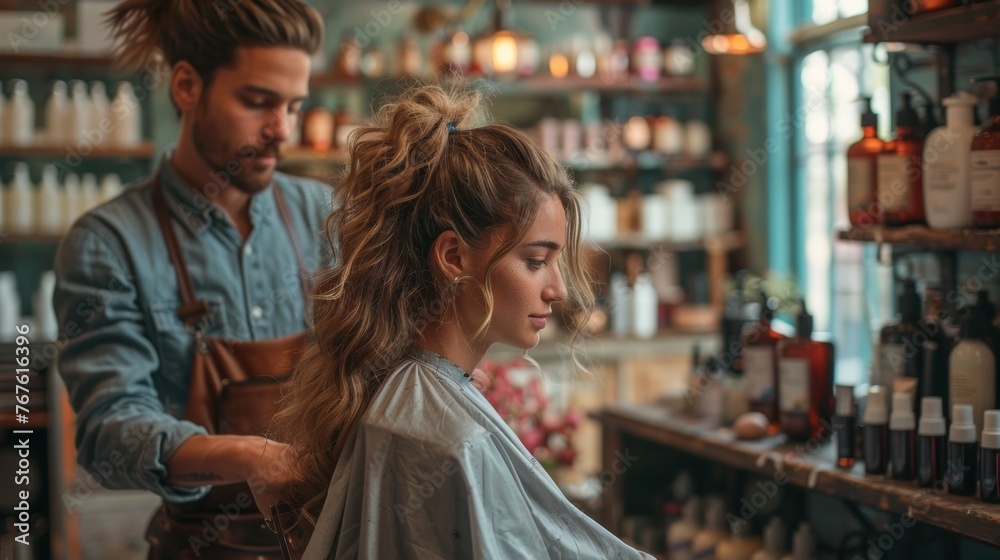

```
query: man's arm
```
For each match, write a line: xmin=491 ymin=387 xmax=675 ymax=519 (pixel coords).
xmin=54 ymin=221 xmax=287 ymax=503
xmin=55 ymin=222 xmax=207 ymax=500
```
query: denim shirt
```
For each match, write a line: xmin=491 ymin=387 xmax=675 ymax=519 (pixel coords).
xmin=53 ymin=152 xmax=333 ymax=502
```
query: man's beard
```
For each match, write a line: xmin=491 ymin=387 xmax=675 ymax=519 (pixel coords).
xmin=192 ymin=105 xmax=277 ymax=195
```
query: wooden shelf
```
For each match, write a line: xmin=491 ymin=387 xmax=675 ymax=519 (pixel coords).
xmin=0 ymin=233 xmax=63 ymax=244
xmin=0 ymin=51 xmax=119 ymax=68
xmin=0 ymin=410 xmax=50 ymax=430
xmin=596 ymin=403 xmax=1000 ymax=548
xmin=310 ymin=73 xmax=710 ymax=95
xmin=278 ymin=147 xmax=728 ymax=173
xmin=592 ymin=230 xmax=744 ymax=252
xmin=570 ymin=151 xmax=728 ymax=172
xmin=837 ymin=225 xmax=1000 ymax=252
xmin=863 ymin=2 xmax=1000 ymax=44
xmin=486 ymin=330 xmax=720 ymax=362
xmin=0 ymin=143 xmax=156 ymax=159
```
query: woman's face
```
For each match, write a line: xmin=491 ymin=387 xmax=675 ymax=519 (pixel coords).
xmin=460 ymin=195 xmax=569 ymax=350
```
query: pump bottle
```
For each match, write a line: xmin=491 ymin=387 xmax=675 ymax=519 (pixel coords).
xmin=847 ymin=97 xmax=885 ymax=226
xmin=971 ymin=77 xmax=1000 ymax=228
xmin=878 ymin=91 xmax=925 ymax=226
xmin=923 ymin=91 xmax=978 ymax=229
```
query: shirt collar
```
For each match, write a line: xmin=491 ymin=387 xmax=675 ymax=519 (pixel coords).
xmin=406 ymin=347 xmax=473 ymax=385
xmin=157 ymin=148 xmax=277 ymax=236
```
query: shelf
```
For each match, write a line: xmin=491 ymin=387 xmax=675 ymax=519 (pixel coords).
xmin=309 ymin=74 xmax=710 ymax=95
xmin=569 ymin=152 xmax=728 ymax=173
xmin=0 ymin=410 xmax=50 ymax=430
xmin=0 ymin=233 xmax=64 ymax=244
xmin=592 ymin=231 xmax=744 ymax=252
xmin=837 ymin=225 xmax=1000 ymax=252
xmin=863 ymin=2 xmax=1000 ymax=44
xmin=0 ymin=51 xmax=119 ymax=68
xmin=0 ymin=143 xmax=156 ymax=159
xmin=596 ymin=403 xmax=1000 ymax=548
xmin=278 ymin=148 xmax=728 ymax=173
xmin=486 ymin=330 xmax=720 ymax=362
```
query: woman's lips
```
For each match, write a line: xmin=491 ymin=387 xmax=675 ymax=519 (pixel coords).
xmin=529 ymin=316 xmax=548 ymax=329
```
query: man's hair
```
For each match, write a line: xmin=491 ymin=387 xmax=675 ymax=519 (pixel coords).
xmin=106 ymin=0 xmax=324 ymax=78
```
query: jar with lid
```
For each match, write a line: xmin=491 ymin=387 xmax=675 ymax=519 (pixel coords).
xmin=632 ymin=36 xmax=661 ymax=82
xmin=663 ymin=39 xmax=695 ymax=76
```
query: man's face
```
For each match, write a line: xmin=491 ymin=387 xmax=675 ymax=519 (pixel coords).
xmin=191 ymin=46 xmax=310 ymax=194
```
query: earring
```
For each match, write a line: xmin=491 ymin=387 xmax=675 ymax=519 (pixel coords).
xmin=453 ymin=277 xmax=459 ymax=284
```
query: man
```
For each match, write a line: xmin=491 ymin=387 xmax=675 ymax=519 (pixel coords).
xmin=53 ymin=0 xmax=328 ymax=557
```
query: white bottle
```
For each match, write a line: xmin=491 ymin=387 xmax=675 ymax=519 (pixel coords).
xmin=949 ymin=309 xmax=996 ymax=427
xmin=44 ymin=80 xmax=69 ymax=147
xmin=33 ymin=271 xmax=58 ymax=342
xmin=750 ymin=518 xmax=786 ymax=560
xmin=111 ymin=81 xmax=141 ymax=147
xmin=6 ymin=80 xmax=35 ymax=147
xmin=779 ymin=523 xmax=815 ymax=560
xmin=632 ymin=272 xmax=658 ymax=340
xmin=36 ymin=164 xmax=62 ymax=235
xmin=69 ymin=80 xmax=93 ymax=146
xmin=666 ymin=496 xmax=702 ymax=560
xmin=685 ymin=119 xmax=712 ymax=158
xmin=923 ymin=91 xmax=979 ymax=229
xmin=692 ymin=497 xmax=729 ymax=559
xmin=62 ymin=173 xmax=81 ymax=232
xmin=90 ymin=81 xmax=111 ymax=145
xmin=611 ymin=272 xmax=632 ymax=338
xmin=7 ymin=162 xmax=34 ymax=234
xmin=0 ymin=273 xmax=21 ymax=342
xmin=100 ymin=173 xmax=123 ymax=203
xmin=81 ymin=173 xmax=100 ymax=214
xmin=582 ymin=183 xmax=617 ymax=242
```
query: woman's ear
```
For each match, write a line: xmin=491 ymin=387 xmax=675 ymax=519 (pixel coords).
xmin=429 ymin=230 xmax=466 ymax=283
xmin=170 ymin=60 xmax=204 ymax=114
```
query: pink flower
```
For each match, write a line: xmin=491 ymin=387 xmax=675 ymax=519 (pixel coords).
xmin=521 ymin=428 xmax=545 ymax=452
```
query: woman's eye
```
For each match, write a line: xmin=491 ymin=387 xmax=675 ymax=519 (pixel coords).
xmin=527 ymin=259 xmax=546 ymax=270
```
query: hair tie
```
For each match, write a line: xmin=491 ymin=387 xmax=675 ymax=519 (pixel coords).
xmin=446 ymin=121 xmax=458 ymax=134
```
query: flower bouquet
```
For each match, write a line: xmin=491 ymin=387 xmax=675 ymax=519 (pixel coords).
xmin=479 ymin=359 xmax=582 ymax=471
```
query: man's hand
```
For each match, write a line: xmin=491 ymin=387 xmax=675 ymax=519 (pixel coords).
xmin=245 ymin=439 xmax=297 ymax=518
xmin=166 ymin=434 xmax=297 ymax=517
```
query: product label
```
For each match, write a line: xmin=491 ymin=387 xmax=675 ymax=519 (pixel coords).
xmin=924 ymin=162 xmax=959 ymax=193
xmin=743 ymin=346 xmax=775 ymax=404
xmin=779 ymin=358 xmax=810 ymax=413
xmin=877 ymin=343 xmax=906 ymax=387
xmin=848 ymin=158 xmax=874 ymax=210
xmin=877 ymin=154 xmax=913 ymax=211
xmin=971 ymin=151 xmax=1000 ymax=212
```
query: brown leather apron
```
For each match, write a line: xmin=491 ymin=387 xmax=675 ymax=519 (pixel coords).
xmin=145 ymin=178 xmax=310 ymax=560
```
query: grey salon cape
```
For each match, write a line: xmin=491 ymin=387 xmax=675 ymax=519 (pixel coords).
xmin=302 ymin=347 xmax=654 ymax=559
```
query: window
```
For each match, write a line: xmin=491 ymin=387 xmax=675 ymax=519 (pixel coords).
xmin=771 ymin=3 xmax=890 ymax=385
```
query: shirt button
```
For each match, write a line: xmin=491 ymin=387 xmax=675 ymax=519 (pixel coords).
xmin=243 ymin=244 xmax=253 ymax=257
xmin=251 ymin=306 xmax=264 ymax=320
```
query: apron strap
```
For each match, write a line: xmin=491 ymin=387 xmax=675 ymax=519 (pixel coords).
xmin=152 ymin=176 xmax=210 ymax=327
xmin=151 ymin=174 xmax=313 ymax=328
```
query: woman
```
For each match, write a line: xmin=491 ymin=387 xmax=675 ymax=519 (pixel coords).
xmin=272 ymin=84 xmax=653 ymax=559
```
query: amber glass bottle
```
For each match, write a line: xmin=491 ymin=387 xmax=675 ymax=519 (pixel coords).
xmin=878 ymin=92 xmax=925 ymax=226
xmin=971 ymin=78 xmax=1000 ymax=228
xmin=778 ymin=299 xmax=835 ymax=440
xmin=742 ymin=291 xmax=785 ymax=433
xmin=906 ymin=0 xmax=959 ymax=15
xmin=847 ymin=97 xmax=885 ymax=226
